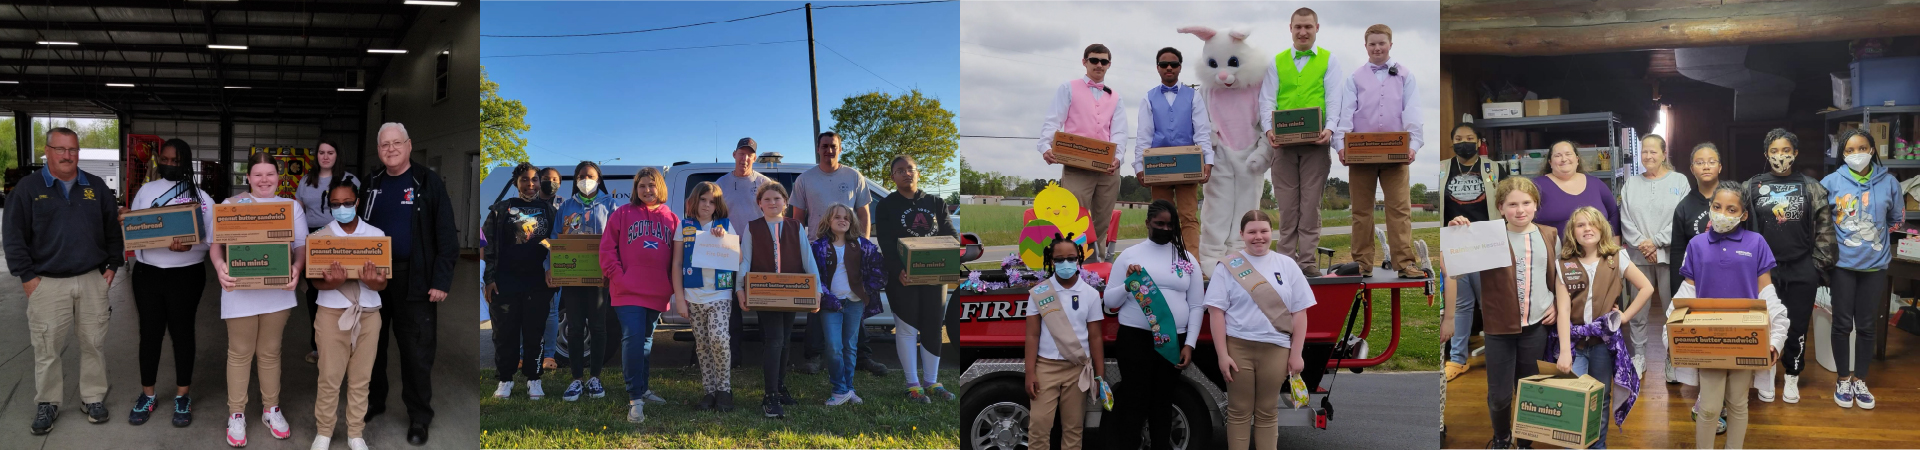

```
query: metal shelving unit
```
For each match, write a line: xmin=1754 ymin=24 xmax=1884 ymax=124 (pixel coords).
xmin=1819 ymin=105 xmax=1920 ymax=224
xmin=1475 ymin=112 xmax=1624 ymax=190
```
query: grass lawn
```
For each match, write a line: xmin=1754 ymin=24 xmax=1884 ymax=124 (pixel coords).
xmin=1357 ymin=287 xmax=1443 ymax=372
xmin=959 ymin=204 xmax=1439 ymax=246
xmin=479 ymin=367 xmax=959 ymax=449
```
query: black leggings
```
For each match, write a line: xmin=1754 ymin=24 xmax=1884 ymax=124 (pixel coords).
xmin=1112 ymin=326 xmax=1183 ymax=450
xmin=759 ymin=311 xmax=796 ymax=397
xmin=491 ymin=289 xmax=553 ymax=382
xmin=1830 ymin=268 xmax=1888 ymax=380
xmin=132 ymin=262 xmax=207 ymax=388
xmin=561 ymin=286 xmax=610 ymax=379
xmin=1485 ymin=324 xmax=1547 ymax=443
xmin=1774 ymin=261 xmax=1819 ymax=376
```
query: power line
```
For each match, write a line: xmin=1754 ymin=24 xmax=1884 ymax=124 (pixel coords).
xmin=480 ymin=1 xmax=955 ymax=39
xmin=816 ymin=0 xmax=953 ymax=9
xmin=961 ymin=135 xmax=1040 ymax=140
xmin=817 ymin=42 xmax=902 ymax=91
xmin=482 ymin=40 xmax=805 ymax=59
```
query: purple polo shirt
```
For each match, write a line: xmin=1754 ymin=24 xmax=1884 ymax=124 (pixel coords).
xmin=1678 ymin=228 xmax=1776 ymax=299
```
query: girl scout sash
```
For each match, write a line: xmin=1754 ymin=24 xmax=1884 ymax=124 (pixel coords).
xmin=1123 ymin=270 xmax=1182 ymax=365
xmin=1225 ymin=253 xmax=1293 ymax=334
xmin=1030 ymin=282 xmax=1094 ymax=392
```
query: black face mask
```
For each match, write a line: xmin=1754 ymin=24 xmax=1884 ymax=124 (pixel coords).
xmin=1453 ymin=142 xmax=1479 ymax=159
xmin=1148 ymin=226 xmax=1175 ymax=245
xmin=156 ymin=163 xmax=189 ymax=182
xmin=539 ymin=180 xmax=557 ymax=197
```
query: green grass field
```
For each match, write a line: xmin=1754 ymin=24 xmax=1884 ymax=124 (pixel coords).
xmin=958 ymin=204 xmax=1437 ymax=247
xmin=479 ymin=367 xmax=959 ymax=449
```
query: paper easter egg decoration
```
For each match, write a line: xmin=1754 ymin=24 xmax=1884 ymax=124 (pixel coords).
xmin=1017 ymin=219 xmax=1061 ymax=270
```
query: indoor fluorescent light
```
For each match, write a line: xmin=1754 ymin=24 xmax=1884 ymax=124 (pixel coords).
xmin=0 ymin=81 xmax=18 ymax=84
xmin=107 ymin=83 xmax=134 ymax=87
xmin=337 ymin=88 xmax=364 ymax=92
xmin=367 ymin=49 xmax=407 ymax=54
xmin=225 ymin=86 xmax=250 ymax=89
xmin=404 ymin=0 xmax=460 ymax=5
xmin=36 ymin=41 xmax=78 ymax=45
xmin=208 ymin=44 xmax=248 ymax=50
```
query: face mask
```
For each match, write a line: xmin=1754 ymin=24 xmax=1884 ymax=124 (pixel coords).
xmin=1452 ymin=142 xmax=1478 ymax=158
xmin=1845 ymin=153 xmax=1873 ymax=173
xmin=1768 ymin=153 xmax=1795 ymax=173
xmin=156 ymin=163 xmax=189 ymax=182
xmin=1053 ymin=260 xmax=1079 ymax=280
xmin=540 ymin=180 xmax=558 ymax=197
xmin=1709 ymin=211 xmax=1740 ymax=234
xmin=1148 ymin=227 xmax=1175 ymax=245
xmin=577 ymin=179 xmax=597 ymax=196
xmin=333 ymin=205 xmax=357 ymax=224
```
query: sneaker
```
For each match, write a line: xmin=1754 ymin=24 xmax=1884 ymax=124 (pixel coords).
xmin=562 ymin=380 xmax=585 ymax=402
xmin=82 ymin=402 xmax=107 ymax=424
xmin=1631 ymin=353 xmax=1646 ymax=377
xmin=927 ymin=383 xmax=956 ymax=401
xmin=696 ymin=393 xmax=716 ymax=411
xmin=1485 ymin=436 xmax=1511 ymax=449
xmin=311 ymin=435 xmax=331 ymax=450
xmin=227 ymin=413 xmax=248 ymax=447
xmin=1444 ymin=361 xmax=1469 ymax=382
xmin=641 ymin=389 xmax=666 ymax=404
xmin=825 ymin=391 xmax=856 ymax=406
xmin=262 ymin=406 xmax=291 ymax=439
xmin=777 ymin=387 xmax=798 ymax=405
xmin=762 ymin=396 xmax=785 ymax=418
xmin=1758 ymin=384 xmax=1775 ymax=403
xmin=906 ymin=386 xmax=931 ymax=404
xmin=130 ymin=393 xmax=156 ymax=425
xmin=848 ymin=391 xmax=864 ymax=404
xmin=715 ymin=391 xmax=736 ymax=412
xmin=1853 ymin=379 xmax=1875 ymax=410
xmin=626 ymin=401 xmax=645 ymax=424
xmin=1783 ymin=375 xmax=1800 ymax=404
xmin=173 ymin=396 xmax=193 ymax=427
xmin=1836 ymin=380 xmax=1855 ymax=408
xmin=306 ymin=351 xmax=318 ymax=364
xmin=493 ymin=381 xmax=514 ymax=399
xmin=347 ymin=437 xmax=369 ymax=450
xmin=798 ymin=356 xmax=822 ymax=375
xmin=29 ymin=403 xmax=56 ymax=435
xmin=585 ymin=377 xmax=607 ymax=399
xmin=527 ymin=381 xmax=546 ymax=400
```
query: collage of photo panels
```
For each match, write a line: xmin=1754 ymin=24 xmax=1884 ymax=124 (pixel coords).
xmin=1 ymin=1 xmax=1919 ymax=449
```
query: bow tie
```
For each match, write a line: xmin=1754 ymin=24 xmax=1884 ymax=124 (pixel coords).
xmin=1159 ymin=85 xmax=1179 ymax=94
xmin=1294 ymin=49 xmax=1315 ymax=59
xmin=1371 ymin=63 xmax=1393 ymax=72
xmin=1088 ymin=82 xmax=1107 ymax=92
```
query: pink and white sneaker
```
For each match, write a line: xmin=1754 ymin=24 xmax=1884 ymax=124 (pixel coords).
xmin=226 ymin=413 xmax=248 ymax=447
xmin=262 ymin=406 xmax=291 ymax=439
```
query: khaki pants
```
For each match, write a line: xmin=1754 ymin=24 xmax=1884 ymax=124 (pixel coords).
xmin=1059 ymin=166 xmax=1120 ymax=260
xmin=1150 ymin=183 xmax=1201 ymax=251
xmin=1029 ymin=357 xmax=1087 ymax=450
xmin=314 ymin=306 xmax=381 ymax=438
xmin=227 ymin=309 xmax=290 ymax=414
xmin=1696 ymin=368 xmax=1753 ymax=449
xmin=1270 ymin=144 xmax=1330 ymax=271
xmin=27 ymin=274 xmax=111 ymax=405
xmin=1225 ymin=336 xmax=1292 ymax=450
xmin=1348 ymin=163 xmax=1415 ymax=272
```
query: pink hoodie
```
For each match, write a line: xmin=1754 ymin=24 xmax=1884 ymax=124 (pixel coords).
xmin=600 ymin=202 xmax=679 ymax=310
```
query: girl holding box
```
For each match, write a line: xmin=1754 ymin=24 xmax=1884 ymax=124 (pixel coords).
xmin=600 ymin=167 xmax=679 ymax=424
xmin=811 ymin=204 xmax=885 ymax=406
xmin=1478 ymin=176 xmax=1571 ymax=449
xmin=556 ymin=161 xmax=619 ymax=403
xmin=307 ymin=178 xmax=387 ymax=450
xmin=672 ymin=181 xmax=737 ymax=411
xmin=211 ymin=152 xmax=308 ymax=447
xmin=874 ymin=155 xmax=958 ymax=402
xmin=1668 ymin=183 xmax=1788 ymax=449
xmin=736 ymin=182 xmax=819 ymax=419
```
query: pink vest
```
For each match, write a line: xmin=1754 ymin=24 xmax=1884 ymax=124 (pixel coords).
xmin=1062 ymin=79 xmax=1119 ymax=140
xmin=1349 ymin=63 xmax=1406 ymax=133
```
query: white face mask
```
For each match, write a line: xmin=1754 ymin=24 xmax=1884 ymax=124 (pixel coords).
xmin=1710 ymin=211 xmax=1741 ymax=234
xmin=578 ymin=179 xmax=598 ymax=195
xmin=1845 ymin=153 xmax=1873 ymax=173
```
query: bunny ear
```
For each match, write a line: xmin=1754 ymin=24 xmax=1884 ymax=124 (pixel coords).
xmin=1177 ymin=26 xmax=1217 ymax=41
xmin=1228 ymin=28 xmax=1251 ymax=42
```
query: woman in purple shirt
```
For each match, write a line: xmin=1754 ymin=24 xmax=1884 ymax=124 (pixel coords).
xmin=1534 ymin=140 xmax=1622 ymax=233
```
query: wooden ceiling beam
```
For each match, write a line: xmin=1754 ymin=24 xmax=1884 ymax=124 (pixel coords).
xmin=1443 ymin=0 xmax=1920 ymax=55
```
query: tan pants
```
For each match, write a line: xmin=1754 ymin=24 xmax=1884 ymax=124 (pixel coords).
xmin=27 ymin=274 xmax=111 ymax=405
xmin=314 ymin=306 xmax=381 ymax=438
xmin=1059 ymin=166 xmax=1120 ymax=260
xmin=1270 ymin=144 xmax=1330 ymax=271
xmin=1226 ymin=336 xmax=1292 ymax=450
xmin=227 ymin=309 xmax=290 ymax=414
xmin=1150 ymin=183 xmax=1201 ymax=251
xmin=1029 ymin=357 xmax=1087 ymax=450
xmin=1696 ymin=368 xmax=1753 ymax=449
xmin=1348 ymin=163 xmax=1415 ymax=272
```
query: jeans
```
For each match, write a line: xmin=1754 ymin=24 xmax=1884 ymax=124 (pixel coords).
xmin=541 ymin=291 xmax=562 ymax=360
xmin=615 ymin=305 xmax=661 ymax=402
xmin=822 ymin=304 xmax=864 ymax=395
xmin=1449 ymin=272 xmax=1481 ymax=365
xmin=1570 ymin=342 xmax=1615 ymax=449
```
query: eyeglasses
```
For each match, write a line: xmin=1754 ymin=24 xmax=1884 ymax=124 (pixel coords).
xmin=1086 ymin=57 xmax=1110 ymax=66
xmin=1156 ymin=61 xmax=1180 ymax=69
xmin=328 ymin=201 xmax=357 ymax=209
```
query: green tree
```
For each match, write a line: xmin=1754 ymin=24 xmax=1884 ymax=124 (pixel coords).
xmin=829 ymin=89 xmax=958 ymax=189
xmin=0 ymin=117 xmax=16 ymax=172
xmin=479 ymin=66 xmax=529 ymax=179
xmin=1410 ymin=183 xmax=1429 ymax=205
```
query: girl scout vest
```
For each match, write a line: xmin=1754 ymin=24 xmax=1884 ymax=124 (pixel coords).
xmin=749 ymin=217 xmax=805 ymax=275
xmin=680 ymin=217 xmax=734 ymax=289
xmin=1274 ymin=47 xmax=1330 ymax=111
xmin=1063 ymin=78 xmax=1119 ymax=143
xmin=1480 ymin=225 xmax=1560 ymax=335
xmin=1147 ymin=85 xmax=1197 ymax=148
xmin=1561 ymin=254 xmax=1621 ymax=327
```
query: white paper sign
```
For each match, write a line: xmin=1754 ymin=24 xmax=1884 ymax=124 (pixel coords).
xmin=1440 ymin=220 xmax=1513 ymax=275
xmin=691 ymin=232 xmax=741 ymax=270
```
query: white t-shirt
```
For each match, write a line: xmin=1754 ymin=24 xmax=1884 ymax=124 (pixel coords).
xmin=1576 ymin=250 xmax=1632 ymax=324
xmin=218 ymin=195 xmax=308 ymax=319
xmin=829 ymin=243 xmax=859 ymax=302
xmin=1028 ymin=277 xmax=1104 ymax=362
xmin=129 ymin=179 xmax=215 ymax=268
xmin=1101 ymin=241 xmax=1205 ymax=347
xmin=1204 ymin=251 xmax=1317 ymax=347
xmin=310 ymin=220 xmax=384 ymax=309
xmin=1510 ymin=228 xmax=1551 ymax=326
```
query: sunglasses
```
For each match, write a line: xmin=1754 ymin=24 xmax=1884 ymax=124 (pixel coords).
xmin=1157 ymin=61 xmax=1181 ymax=68
xmin=1086 ymin=57 xmax=1110 ymax=66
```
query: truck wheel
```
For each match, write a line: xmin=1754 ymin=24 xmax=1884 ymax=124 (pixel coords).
xmin=962 ymin=379 xmax=1031 ymax=450
xmin=1151 ymin=386 xmax=1211 ymax=450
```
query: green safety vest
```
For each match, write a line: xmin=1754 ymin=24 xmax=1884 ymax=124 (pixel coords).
xmin=1274 ymin=46 xmax=1330 ymax=111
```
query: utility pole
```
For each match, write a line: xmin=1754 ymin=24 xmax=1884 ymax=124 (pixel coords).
xmin=805 ymin=3 xmax=821 ymax=141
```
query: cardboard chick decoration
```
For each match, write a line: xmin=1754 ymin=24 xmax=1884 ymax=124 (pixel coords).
xmin=1018 ymin=181 xmax=1091 ymax=269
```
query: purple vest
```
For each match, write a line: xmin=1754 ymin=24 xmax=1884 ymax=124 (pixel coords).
xmin=1146 ymin=85 xmax=1197 ymax=148
xmin=1349 ymin=63 xmax=1406 ymax=133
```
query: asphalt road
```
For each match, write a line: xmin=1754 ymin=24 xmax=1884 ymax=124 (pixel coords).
xmin=1279 ymin=371 xmax=1440 ymax=449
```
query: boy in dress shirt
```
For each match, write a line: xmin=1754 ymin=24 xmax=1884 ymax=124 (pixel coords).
xmin=1133 ymin=47 xmax=1213 ymax=251
xmin=1331 ymin=24 xmax=1426 ymax=279
xmin=1259 ymin=8 xmax=1343 ymax=276
xmin=1038 ymin=43 xmax=1130 ymax=262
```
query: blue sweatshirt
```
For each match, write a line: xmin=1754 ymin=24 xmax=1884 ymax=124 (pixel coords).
xmin=1820 ymin=163 xmax=1902 ymax=271
xmin=555 ymin=191 xmax=618 ymax=236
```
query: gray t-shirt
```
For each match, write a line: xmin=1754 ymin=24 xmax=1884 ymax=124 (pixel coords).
xmin=1508 ymin=228 xmax=1551 ymax=327
xmin=789 ymin=165 xmax=869 ymax=237
xmin=715 ymin=170 xmax=775 ymax=225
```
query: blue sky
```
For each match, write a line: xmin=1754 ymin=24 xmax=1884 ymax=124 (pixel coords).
xmin=481 ymin=1 xmax=960 ymax=195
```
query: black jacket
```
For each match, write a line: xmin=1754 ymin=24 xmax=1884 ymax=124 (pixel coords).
xmin=3 ymin=168 xmax=123 ymax=282
xmin=1668 ymin=180 xmax=1733 ymax=296
xmin=359 ymin=162 xmax=459 ymax=299
xmin=1742 ymin=172 xmax=1836 ymax=271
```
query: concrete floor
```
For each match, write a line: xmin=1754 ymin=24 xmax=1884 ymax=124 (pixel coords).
xmin=0 ymin=242 xmax=481 ymax=450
